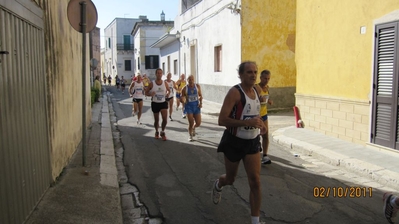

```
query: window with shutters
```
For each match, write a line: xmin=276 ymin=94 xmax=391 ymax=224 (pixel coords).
xmin=174 ymin=60 xmax=178 ymax=75
xmin=145 ymin=55 xmax=159 ymax=69
xmin=125 ymin=60 xmax=131 ymax=71
xmin=214 ymin=45 xmax=222 ymax=72
xmin=371 ymin=21 xmax=399 ymax=150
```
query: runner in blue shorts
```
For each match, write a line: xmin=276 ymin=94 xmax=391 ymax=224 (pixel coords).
xmin=180 ymin=75 xmax=202 ymax=141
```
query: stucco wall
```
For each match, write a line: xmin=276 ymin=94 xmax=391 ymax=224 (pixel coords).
xmin=160 ymin=40 xmax=180 ymax=80
xmin=134 ymin=25 xmax=172 ymax=79
xmin=42 ymin=0 xmax=91 ymax=179
xmin=296 ymin=0 xmax=399 ymax=100
xmin=178 ymin=0 xmax=241 ymax=87
xmin=92 ymin=27 xmax=101 ymax=80
xmin=241 ymin=0 xmax=296 ymax=110
xmin=295 ymin=0 xmax=399 ymax=145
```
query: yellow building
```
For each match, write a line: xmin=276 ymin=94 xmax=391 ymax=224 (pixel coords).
xmin=295 ymin=0 xmax=399 ymax=151
xmin=241 ymin=0 xmax=297 ymax=110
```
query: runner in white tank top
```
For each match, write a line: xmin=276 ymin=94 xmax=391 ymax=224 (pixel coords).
xmin=129 ymin=73 xmax=145 ymax=124
xmin=213 ymin=61 xmax=266 ymax=224
xmin=164 ymin=72 xmax=176 ymax=121
xmin=145 ymin=68 xmax=170 ymax=140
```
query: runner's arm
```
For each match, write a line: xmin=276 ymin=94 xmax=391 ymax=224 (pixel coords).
xmin=145 ymin=82 xmax=154 ymax=96
xmin=197 ymin=84 xmax=203 ymax=107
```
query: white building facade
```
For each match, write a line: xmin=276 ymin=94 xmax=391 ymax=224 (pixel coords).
xmin=104 ymin=18 xmax=142 ymax=82
xmin=150 ymin=33 xmax=180 ymax=81
xmin=132 ymin=20 xmax=174 ymax=80
xmin=157 ymin=0 xmax=242 ymax=103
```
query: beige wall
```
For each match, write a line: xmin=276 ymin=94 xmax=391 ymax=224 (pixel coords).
xmin=296 ymin=0 xmax=399 ymax=100
xmin=295 ymin=0 xmax=399 ymax=145
xmin=39 ymin=0 xmax=91 ymax=179
xmin=241 ymin=0 xmax=297 ymax=110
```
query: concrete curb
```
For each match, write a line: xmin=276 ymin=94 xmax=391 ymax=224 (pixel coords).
xmin=273 ymin=126 xmax=399 ymax=192
xmin=100 ymin=93 xmax=123 ymax=224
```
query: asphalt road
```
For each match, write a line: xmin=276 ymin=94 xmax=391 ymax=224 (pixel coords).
xmin=106 ymin=86 xmax=389 ymax=224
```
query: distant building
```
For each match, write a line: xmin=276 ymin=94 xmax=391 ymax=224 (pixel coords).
xmin=131 ymin=15 xmax=174 ymax=79
xmin=104 ymin=18 xmax=142 ymax=80
xmin=150 ymin=31 xmax=180 ymax=81
xmin=91 ymin=27 xmax=101 ymax=85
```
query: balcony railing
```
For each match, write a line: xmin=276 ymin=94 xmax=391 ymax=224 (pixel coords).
xmin=116 ymin=44 xmax=134 ymax=51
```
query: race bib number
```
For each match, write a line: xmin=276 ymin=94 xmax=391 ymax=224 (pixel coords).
xmin=241 ymin=115 xmax=257 ymax=131
xmin=188 ymin=95 xmax=198 ymax=102
xmin=155 ymin=94 xmax=164 ymax=101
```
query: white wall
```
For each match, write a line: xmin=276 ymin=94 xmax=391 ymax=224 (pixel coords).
xmin=104 ymin=20 xmax=116 ymax=79
xmin=177 ymin=0 xmax=241 ymax=87
xmin=134 ymin=25 xmax=173 ymax=79
xmin=159 ymin=40 xmax=180 ymax=81
xmin=104 ymin=18 xmax=140 ymax=80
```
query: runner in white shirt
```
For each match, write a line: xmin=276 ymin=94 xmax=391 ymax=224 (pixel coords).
xmin=129 ymin=73 xmax=145 ymax=124
xmin=145 ymin=68 xmax=170 ymax=140
xmin=164 ymin=72 xmax=176 ymax=121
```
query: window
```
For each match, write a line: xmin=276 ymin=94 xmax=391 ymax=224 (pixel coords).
xmin=145 ymin=55 xmax=160 ymax=69
xmin=371 ymin=21 xmax=399 ymax=150
xmin=167 ymin=56 xmax=171 ymax=73
xmin=123 ymin=35 xmax=132 ymax=50
xmin=214 ymin=45 xmax=222 ymax=72
xmin=138 ymin=57 xmax=140 ymax=70
xmin=162 ymin=62 xmax=165 ymax=73
xmin=174 ymin=60 xmax=178 ymax=75
xmin=125 ymin=60 xmax=131 ymax=71
xmin=108 ymin=38 xmax=111 ymax=48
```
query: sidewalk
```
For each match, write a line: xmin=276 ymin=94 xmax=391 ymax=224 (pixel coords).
xmin=273 ymin=126 xmax=399 ymax=192
xmin=25 ymin=93 xmax=123 ymax=224
xmin=202 ymin=99 xmax=399 ymax=192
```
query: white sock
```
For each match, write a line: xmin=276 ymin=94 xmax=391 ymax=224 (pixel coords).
xmin=251 ymin=216 xmax=259 ymax=224
xmin=391 ymin=196 xmax=399 ymax=209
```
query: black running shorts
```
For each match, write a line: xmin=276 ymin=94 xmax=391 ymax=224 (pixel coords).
xmin=217 ymin=129 xmax=261 ymax=162
xmin=151 ymin=101 xmax=168 ymax=113
xmin=133 ymin=98 xmax=143 ymax=103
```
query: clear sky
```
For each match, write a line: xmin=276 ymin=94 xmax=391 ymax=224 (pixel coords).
xmin=91 ymin=0 xmax=179 ymax=47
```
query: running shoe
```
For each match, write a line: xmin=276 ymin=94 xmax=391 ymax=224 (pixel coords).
xmin=155 ymin=131 xmax=160 ymax=139
xmin=137 ymin=120 xmax=142 ymax=125
xmin=182 ymin=114 xmax=186 ymax=118
xmin=132 ymin=111 xmax=136 ymax=116
xmin=188 ymin=135 xmax=193 ymax=142
xmin=169 ymin=116 xmax=173 ymax=121
xmin=261 ymin=155 xmax=272 ymax=165
xmin=383 ymin=193 xmax=398 ymax=224
xmin=160 ymin=131 xmax=167 ymax=141
xmin=211 ymin=179 xmax=222 ymax=204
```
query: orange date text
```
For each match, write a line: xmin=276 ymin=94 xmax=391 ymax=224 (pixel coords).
xmin=313 ymin=186 xmax=372 ymax=198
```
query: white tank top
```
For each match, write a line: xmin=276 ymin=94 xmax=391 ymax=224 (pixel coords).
xmin=165 ymin=80 xmax=174 ymax=95
xmin=236 ymin=85 xmax=261 ymax=139
xmin=152 ymin=80 xmax=167 ymax=103
xmin=132 ymin=82 xmax=144 ymax=99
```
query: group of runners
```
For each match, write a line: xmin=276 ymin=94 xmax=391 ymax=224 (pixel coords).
xmin=125 ymin=64 xmax=274 ymax=224
xmin=122 ymin=64 xmax=398 ymax=224
xmin=128 ymin=70 xmax=200 ymax=141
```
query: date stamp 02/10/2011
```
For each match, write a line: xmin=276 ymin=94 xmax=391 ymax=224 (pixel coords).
xmin=313 ymin=186 xmax=373 ymax=198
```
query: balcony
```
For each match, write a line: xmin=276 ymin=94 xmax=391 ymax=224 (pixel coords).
xmin=117 ymin=44 xmax=134 ymax=51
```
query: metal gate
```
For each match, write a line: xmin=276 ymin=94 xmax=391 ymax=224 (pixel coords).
xmin=0 ymin=1 xmax=51 ymax=223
